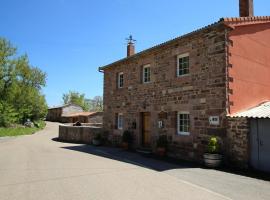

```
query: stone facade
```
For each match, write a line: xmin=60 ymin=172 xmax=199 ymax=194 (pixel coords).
xmin=226 ymin=117 xmax=249 ymax=168
xmin=100 ymin=17 xmax=270 ymax=166
xmin=102 ymin=23 xmax=229 ymax=161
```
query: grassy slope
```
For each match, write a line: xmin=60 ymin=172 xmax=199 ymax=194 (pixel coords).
xmin=0 ymin=121 xmax=46 ymax=137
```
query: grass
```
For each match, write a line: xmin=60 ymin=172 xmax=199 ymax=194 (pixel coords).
xmin=0 ymin=121 xmax=46 ymax=137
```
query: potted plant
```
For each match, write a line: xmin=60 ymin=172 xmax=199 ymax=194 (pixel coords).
xmin=92 ymin=133 xmax=102 ymax=146
xmin=122 ymin=130 xmax=133 ymax=150
xmin=156 ymin=135 xmax=168 ymax=157
xmin=203 ymin=136 xmax=222 ymax=168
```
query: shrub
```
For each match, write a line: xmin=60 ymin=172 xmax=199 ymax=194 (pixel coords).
xmin=94 ymin=133 xmax=102 ymax=140
xmin=207 ymin=136 xmax=220 ymax=154
xmin=122 ymin=130 xmax=133 ymax=144
xmin=156 ymin=135 xmax=168 ymax=148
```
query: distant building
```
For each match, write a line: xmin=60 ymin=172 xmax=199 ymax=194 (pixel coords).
xmin=46 ymin=104 xmax=83 ymax=122
xmin=61 ymin=111 xmax=103 ymax=124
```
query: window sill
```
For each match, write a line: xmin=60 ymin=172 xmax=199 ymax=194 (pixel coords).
xmin=177 ymin=74 xmax=190 ymax=78
xmin=142 ymin=81 xmax=151 ymax=84
xmin=177 ymin=132 xmax=190 ymax=136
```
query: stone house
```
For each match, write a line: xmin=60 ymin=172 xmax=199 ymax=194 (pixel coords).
xmin=99 ymin=0 xmax=270 ymax=169
xmin=46 ymin=104 xmax=83 ymax=122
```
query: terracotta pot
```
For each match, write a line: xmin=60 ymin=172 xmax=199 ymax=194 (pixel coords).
xmin=203 ymin=153 xmax=222 ymax=168
xmin=122 ymin=142 xmax=129 ymax=150
xmin=156 ymin=147 xmax=166 ymax=157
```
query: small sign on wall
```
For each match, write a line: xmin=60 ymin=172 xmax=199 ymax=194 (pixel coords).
xmin=158 ymin=121 xmax=164 ymax=128
xmin=209 ymin=116 xmax=220 ymax=125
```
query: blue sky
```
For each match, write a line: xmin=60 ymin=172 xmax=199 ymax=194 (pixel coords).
xmin=0 ymin=0 xmax=269 ymax=107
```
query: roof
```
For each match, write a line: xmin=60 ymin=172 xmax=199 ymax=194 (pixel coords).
xmin=98 ymin=16 xmax=270 ymax=71
xmin=230 ymin=102 xmax=270 ymax=118
xmin=48 ymin=103 xmax=82 ymax=110
xmin=61 ymin=111 xmax=102 ymax=117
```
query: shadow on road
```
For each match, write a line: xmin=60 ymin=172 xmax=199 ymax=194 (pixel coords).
xmin=53 ymin=138 xmax=270 ymax=181
xmin=60 ymin=144 xmax=196 ymax=172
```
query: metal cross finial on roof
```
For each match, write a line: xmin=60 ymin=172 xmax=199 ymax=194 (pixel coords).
xmin=126 ymin=35 xmax=136 ymax=44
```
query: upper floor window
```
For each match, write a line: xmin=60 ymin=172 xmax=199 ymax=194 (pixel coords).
xmin=177 ymin=111 xmax=190 ymax=135
xmin=177 ymin=53 xmax=189 ymax=77
xmin=118 ymin=72 xmax=124 ymax=88
xmin=143 ymin=64 xmax=151 ymax=83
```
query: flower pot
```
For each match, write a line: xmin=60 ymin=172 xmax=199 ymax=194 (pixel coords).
xmin=203 ymin=153 xmax=222 ymax=168
xmin=156 ymin=147 xmax=166 ymax=157
xmin=122 ymin=142 xmax=129 ymax=150
xmin=92 ymin=139 xmax=101 ymax=146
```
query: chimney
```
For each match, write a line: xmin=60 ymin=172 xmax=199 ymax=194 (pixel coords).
xmin=239 ymin=0 xmax=254 ymax=17
xmin=126 ymin=35 xmax=136 ymax=57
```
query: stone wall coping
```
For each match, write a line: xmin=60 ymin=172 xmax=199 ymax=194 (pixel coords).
xmin=59 ymin=124 xmax=101 ymax=129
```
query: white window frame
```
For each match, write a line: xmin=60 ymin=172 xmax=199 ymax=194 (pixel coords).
xmin=118 ymin=72 xmax=124 ymax=88
xmin=143 ymin=64 xmax=151 ymax=83
xmin=117 ymin=113 xmax=123 ymax=130
xmin=177 ymin=53 xmax=190 ymax=77
xmin=177 ymin=111 xmax=190 ymax=136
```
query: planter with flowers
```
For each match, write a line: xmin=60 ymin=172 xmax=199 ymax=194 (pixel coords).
xmin=203 ymin=136 xmax=222 ymax=168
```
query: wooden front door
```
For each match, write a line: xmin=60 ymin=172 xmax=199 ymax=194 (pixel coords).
xmin=142 ymin=112 xmax=151 ymax=147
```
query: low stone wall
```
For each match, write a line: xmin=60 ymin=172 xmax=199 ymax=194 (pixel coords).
xmin=59 ymin=125 xmax=103 ymax=144
xmin=226 ymin=117 xmax=249 ymax=168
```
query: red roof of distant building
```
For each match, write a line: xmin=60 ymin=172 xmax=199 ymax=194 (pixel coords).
xmin=62 ymin=112 xmax=102 ymax=117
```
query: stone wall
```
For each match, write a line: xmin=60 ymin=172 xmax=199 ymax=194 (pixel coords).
xmin=59 ymin=125 xmax=103 ymax=144
xmin=226 ymin=117 xmax=249 ymax=168
xmin=102 ymin=23 xmax=229 ymax=161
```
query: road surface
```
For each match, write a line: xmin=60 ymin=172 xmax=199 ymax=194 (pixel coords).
xmin=0 ymin=122 xmax=269 ymax=200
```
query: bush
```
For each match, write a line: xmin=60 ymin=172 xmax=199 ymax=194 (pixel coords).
xmin=207 ymin=136 xmax=220 ymax=154
xmin=156 ymin=135 xmax=168 ymax=148
xmin=122 ymin=130 xmax=133 ymax=144
xmin=0 ymin=101 xmax=18 ymax=127
xmin=33 ymin=120 xmax=46 ymax=129
xmin=94 ymin=133 xmax=102 ymax=140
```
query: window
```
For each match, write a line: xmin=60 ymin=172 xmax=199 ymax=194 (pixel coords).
xmin=118 ymin=72 xmax=124 ymax=88
xmin=117 ymin=113 xmax=123 ymax=129
xmin=177 ymin=53 xmax=189 ymax=76
xmin=177 ymin=112 xmax=190 ymax=135
xmin=143 ymin=64 xmax=151 ymax=83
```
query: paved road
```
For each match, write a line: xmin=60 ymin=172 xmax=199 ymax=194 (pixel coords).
xmin=0 ymin=122 xmax=269 ymax=200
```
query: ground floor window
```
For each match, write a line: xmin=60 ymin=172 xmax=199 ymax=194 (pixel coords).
xmin=117 ymin=113 xmax=123 ymax=130
xmin=177 ymin=112 xmax=190 ymax=135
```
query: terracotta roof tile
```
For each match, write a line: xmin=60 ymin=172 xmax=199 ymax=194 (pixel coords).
xmin=222 ymin=16 xmax=270 ymax=27
xmin=62 ymin=112 xmax=101 ymax=117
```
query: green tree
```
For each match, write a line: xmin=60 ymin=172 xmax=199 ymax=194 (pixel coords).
xmin=91 ymin=96 xmax=103 ymax=111
xmin=62 ymin=91 xmax=89 ymax=111
xmin=0 ymin=38 xmax=47 ymax=126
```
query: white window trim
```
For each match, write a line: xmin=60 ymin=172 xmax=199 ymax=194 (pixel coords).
xmin=118 ymin=72 xmax=124 ymax=88
xmin=177 ymin=111 xmax=190 ymax=136
xmin=143 ymin=64 xmax=151 ymax=83
xmin=177 ymin=53 xmax=190 ymax=77
xmin=118 ymin=113 xmax=123 ymax=130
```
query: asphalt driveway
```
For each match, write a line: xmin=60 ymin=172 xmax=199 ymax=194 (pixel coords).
xmin=0 ymin=122 xmax=269 ymax=200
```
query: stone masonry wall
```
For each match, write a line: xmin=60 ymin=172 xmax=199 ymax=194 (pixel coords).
xmin=103 ymin=24 xmax=228 ymax=162
xmin=59 ymin=125 xmax=103 ymax=144
xmin=226 ymin=117 xmax=249 ymax=168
